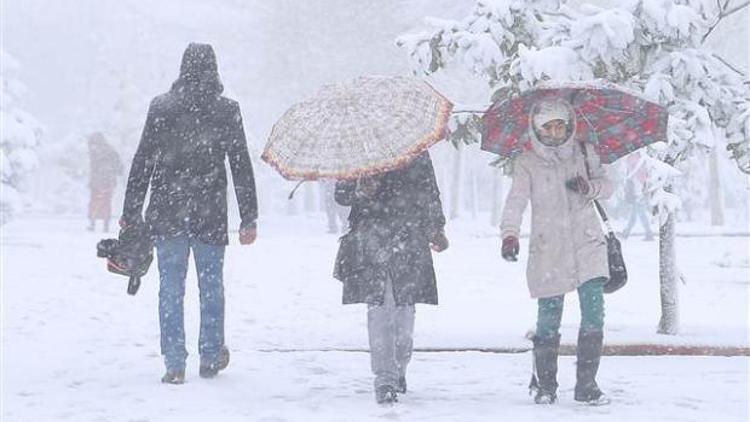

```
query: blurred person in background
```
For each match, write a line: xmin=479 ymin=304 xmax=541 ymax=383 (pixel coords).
xmin=87 ymin=132 xmax=122 ymax=232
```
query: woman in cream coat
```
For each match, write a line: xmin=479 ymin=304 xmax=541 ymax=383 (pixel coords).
xmin=500 ymin=98 xmax=613 ymax=406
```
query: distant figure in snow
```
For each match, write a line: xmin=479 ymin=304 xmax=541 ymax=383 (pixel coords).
xmin=87 ymin=132 xmax=122 ymax=232
xmin=621 ymin=152 xmax=654 ymax=241
xmin=322 ymin=181 xmax=349 ymax=233
xmin=121 ymin=43 xmax=258 ymax=384
xmin=500 ymin=98 xmax=614 ymax=405
xmin=333 ymin=152 xmax=449 ymax=404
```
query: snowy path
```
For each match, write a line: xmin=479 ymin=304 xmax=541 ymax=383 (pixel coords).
xmin=3 ymin=350 xmax=747 ymax=422
xmin=2 ymin=215 xmax=749 ymax=421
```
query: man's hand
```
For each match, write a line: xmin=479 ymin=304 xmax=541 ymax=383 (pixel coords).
xmin=430 ymin=230 xmax=449 ymax=253
xmin=119 ymin=215 xmax=143 ymax=230
xmin=501 ymin=236 xmax=519 ymax=262
xmin=239 ymin=223 xmax=257 ymax=245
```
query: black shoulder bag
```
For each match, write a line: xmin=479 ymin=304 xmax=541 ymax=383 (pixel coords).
xmin=578 ymin=142 xmax=628 ymax=294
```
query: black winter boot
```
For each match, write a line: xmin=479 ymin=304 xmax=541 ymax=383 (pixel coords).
xmin=574 ymin=331 xmax=610 ymax=405
xmin=530 ymin=334 xmax=560 ymax=404
xmin=161 ymin=368 xmax=185 ymax=384
xmin=200 ymin=346 xmax=230 ymax=379
xmin=397 ymin=376 xmax=407 ymax=394
xmin=375 ymin=385 xmax=398 ymax=404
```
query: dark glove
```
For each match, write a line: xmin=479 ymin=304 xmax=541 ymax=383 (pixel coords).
xmin=429 ymin=230 xmax=449 ymax=253
xmin=501 ymin=236 xmax=519 ymax=262
xmin=565 ymin=175 xmax=591 ymax=196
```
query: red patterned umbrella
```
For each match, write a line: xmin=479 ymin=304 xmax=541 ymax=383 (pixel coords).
xmin=481 ymin=81 xmax=668 ymax=163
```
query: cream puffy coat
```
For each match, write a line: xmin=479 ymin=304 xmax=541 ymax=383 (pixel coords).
xmin=500 ymin=134 xmax=614 ymax=299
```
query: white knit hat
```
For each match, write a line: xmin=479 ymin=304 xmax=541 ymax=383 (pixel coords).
xmin=532 ymin=99 xmax=572 ymax=129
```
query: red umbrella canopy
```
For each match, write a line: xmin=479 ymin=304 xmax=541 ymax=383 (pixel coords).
xmin=481 ymin=81 xmax=669 ymax=164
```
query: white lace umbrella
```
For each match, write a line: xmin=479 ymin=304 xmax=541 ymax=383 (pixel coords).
xmin=262 ymin=75 xmax=453 ymax=180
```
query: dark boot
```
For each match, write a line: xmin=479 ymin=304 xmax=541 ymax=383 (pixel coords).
xmin=397 ymin=376 xmax=407 ymax=394
xmin=531 ymin=334 xmax=560 ymax=404
xmin=199 ymin=346 xmax=230 ymax=378
xmin=161 ymin=368 xmax=185 ymax=384
xmin=375 ymin=385 xmax=398 ymax=404
xmin=574 ymin=331 xmax=609 ymax=405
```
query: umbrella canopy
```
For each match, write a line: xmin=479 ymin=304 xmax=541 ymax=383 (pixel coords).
xmin=263 ymin=75 xmax=453 ymax=180
xmin=481 ymin=81 xmax=668 ymax=164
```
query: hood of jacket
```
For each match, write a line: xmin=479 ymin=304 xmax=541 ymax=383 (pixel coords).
xmin=170 ymin=43 xmax=224 ymax=109
xmin=528 ymin=103 xmax=578 ymax=164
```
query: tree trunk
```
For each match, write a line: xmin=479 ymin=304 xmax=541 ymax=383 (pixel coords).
xmin=708 ymin=149 xmax=724 ymax=226
xmin=449 ymin=144 xmax=463 ymax=220
xmin=657 ymin=201 xmax=679 ymax=335
xmin=468 ymin=154 xmax=478 ymax=219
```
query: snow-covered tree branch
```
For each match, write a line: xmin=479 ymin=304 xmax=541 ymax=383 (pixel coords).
xmin=398 ymin=0 xmax=750 ymax=335
xmin=1 ymin=50 xmax=44 ymax=224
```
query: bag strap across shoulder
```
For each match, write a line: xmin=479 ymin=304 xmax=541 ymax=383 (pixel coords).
xmin=577 ymin=140 xmax=615 ymax=234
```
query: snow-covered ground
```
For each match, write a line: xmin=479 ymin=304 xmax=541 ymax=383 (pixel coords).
xmin=3 ymin=351 xmax=747 ymax=422
xmin=2 ymin=214 xmax=749 ymax=421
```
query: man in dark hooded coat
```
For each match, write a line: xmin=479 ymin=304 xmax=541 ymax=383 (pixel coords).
xmin=121 ymin=43 xmax=258 ymax=384
xmin=333 ymin=151 xmax=448 ymax=404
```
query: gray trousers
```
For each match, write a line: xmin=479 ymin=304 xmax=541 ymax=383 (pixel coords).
xmin=367 ymin=277 xmax=416 ymax=389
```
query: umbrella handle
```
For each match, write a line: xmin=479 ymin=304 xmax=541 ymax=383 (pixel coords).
xmin=288 ymin=180 xmax=305 ymax=200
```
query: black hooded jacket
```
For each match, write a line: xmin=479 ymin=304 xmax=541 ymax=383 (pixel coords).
xmin=122 ymin=43 xmax=258 ymax=245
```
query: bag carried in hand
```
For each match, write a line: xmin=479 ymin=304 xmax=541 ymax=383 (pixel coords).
xmin=96 ymin=222 xmax=154 ymax=295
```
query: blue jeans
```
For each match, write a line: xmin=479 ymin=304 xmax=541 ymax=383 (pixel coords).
xmin=156 ymin=235 xmax=226 ymax=371
xmin=536 ymin=277 xmax=606 ymax=340
xmin=623 ymin=202 xmax=653 ymax=238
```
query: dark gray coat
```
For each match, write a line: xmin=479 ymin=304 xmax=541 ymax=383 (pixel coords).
xmin=333 ymin=152 xmax=446 ymax=305
xmin=121 ymin=43 xmax=258 ymax=245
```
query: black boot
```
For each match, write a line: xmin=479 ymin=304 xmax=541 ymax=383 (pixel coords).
xmin=574 ymin=331 xmax=609 ymax=405
xmin=530 ymin=334 xmax=560 ymax=404
xmin=397 ymin=376 xmax=407 ymax=394
xmin=375 ymin=385 xmax=398 ymax=404
xmin=200 ymin=346 xmax=230 ymax=378
xmin=161 ymin=368 xmax=185 ymax=384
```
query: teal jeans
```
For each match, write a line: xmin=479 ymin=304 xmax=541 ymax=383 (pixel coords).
xmin=536 ymin=277 xmax=606 ymax=340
